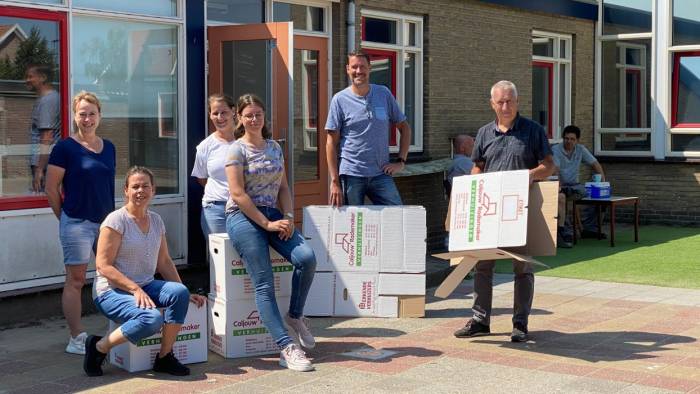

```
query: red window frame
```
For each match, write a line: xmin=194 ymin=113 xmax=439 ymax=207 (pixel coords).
xmin=671 ymin=51 xmax=700 ymax=128
xmin=362 ymin=48 xmax=399 ymax=146
xmin=0 ymin=6 xmax=69 ymax=211
xmin=532 ymin=61 xmax=553 ymax=139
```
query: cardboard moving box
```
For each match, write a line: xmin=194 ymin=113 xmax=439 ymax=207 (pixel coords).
xmin=109 ymin=304 xmax=207 ymax=372
xmin=303 ymin=206 xmax=426 ymax=273
xmin=435 ymin=171 xmax=558 ymax=299
xmin=209 ymin=233 xmax=293 ymax=301
xmin=305 ymin=271 xmax=425 ymax=318
xmin=208 ymin=295 xmax=291 ymax=358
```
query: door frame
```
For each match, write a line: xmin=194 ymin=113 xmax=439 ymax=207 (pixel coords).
xmin=207 ymin=22 xmax=294 ymax=187
xmin=292 ymin=34 xmax=329 ymax=217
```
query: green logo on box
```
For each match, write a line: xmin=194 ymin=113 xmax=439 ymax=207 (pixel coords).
xmin=231 ymin=265 xmax=292 ymax=276
xmin=233 ymin=327 xmax=268 ymax=336
xmin=468 ymin=179 xmax=477 ymax=242
xmin=136 ymin=332 xmax=201 ymax=347
xmin=356 ymin=212 xmax=363 ymax=266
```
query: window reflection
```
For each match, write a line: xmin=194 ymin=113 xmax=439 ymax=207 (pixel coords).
xmin=602 ymin=0 xmax=652 ymax=35
xmin=675 ymin=55 xmax=700 ymax=125
xmin=673 ymin=0 xmax=700 ymax=46
xmin=0 ymin=16 xmax=62 ymax=198
xmin=72 ymin=17 xmax=179 ymax=194
xmin=208 ymin=0 xmax=264 ymax=24
xmin=600 ymin=40 xmax=651 ymax=129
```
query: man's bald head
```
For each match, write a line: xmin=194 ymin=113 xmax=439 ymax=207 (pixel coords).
xmin=453 ymin=134 xmax=474 ymax=156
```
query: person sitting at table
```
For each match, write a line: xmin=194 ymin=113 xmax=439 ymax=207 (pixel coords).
xmin=552 ymin=125 xmax=606 ymax=247
xmin=83 ymin=166 xmax=206 ymax=377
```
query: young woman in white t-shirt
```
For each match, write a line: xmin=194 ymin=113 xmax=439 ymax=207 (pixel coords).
xmin=191 ymin=94 xmax=237 ymax=239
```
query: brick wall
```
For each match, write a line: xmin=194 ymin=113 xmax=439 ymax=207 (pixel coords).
xmin=601 ymin=161 xmax=700 ymax=225
xmin=331 ymin=0 xmax=596 ymax=250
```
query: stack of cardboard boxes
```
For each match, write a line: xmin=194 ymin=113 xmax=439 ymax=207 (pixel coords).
xmin=207 ymin=234 xmax=292 ymax=358
xmin=302 ymin=205 xmax=427 ymax=317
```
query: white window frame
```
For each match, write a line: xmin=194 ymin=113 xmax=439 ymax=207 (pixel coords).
xmin=616 ymin=42 xmax=648 ymax=128
xmin=595 ymin=0 xmax=655 ymax=157
xmin=360 ymin=8 xmax=423 ymax=153
xmin=532 ymin=30 xmax=572 ymax=142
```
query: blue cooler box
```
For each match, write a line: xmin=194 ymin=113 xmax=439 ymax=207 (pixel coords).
xmin=585 ymin=182 xmax=611 ymax=198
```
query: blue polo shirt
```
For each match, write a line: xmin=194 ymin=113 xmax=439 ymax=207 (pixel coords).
xmin=48 ymin=137 xmax=116 ymax=223
xmin=325 ymin=84 xmax=406 ymax=177
xmin=472 ymin=114 xmax=552 ymax=173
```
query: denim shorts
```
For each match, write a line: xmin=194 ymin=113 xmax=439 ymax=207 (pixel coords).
xmin=59 ymin=210 xmax=100 ymax=265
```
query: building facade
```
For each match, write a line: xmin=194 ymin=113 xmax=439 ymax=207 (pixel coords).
xmin=0 ymin=0 xmax=697 ymax=295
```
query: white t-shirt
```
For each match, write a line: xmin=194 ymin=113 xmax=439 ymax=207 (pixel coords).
xmin=191 ymin=133 xmax=236 ymax=206
xmin=94 ymin=207 xmax=166 ymax=297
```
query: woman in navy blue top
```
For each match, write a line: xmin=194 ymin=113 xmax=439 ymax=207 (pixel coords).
xmin=46 ymin=91 xmax=116 ymax=355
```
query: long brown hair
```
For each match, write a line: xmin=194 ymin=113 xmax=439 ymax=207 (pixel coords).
xmin=234 ymin=94 xmax=271 ymax=140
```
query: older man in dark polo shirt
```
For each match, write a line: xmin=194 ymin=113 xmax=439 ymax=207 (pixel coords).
xmin=453 ymin=80 xmax=555 ymax=343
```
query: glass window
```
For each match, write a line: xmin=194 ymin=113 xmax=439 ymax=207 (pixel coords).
xmin=208 ymin=0 xmax=264 ymax=24
xmin=532 ymin=32 xmax=571 ymax=139
xmin=0 ymin=14 xmax=64 ymax=204
xmin=671 ymin=134 xmax=700 ymax=151
xmin=404 ymin=52 xmax=416 ymax=145
xmin=673 ymin=53 xmax=700 ymax=126
xmin=602 ymin=0 xmax=652 ymax=35
xmin=363 ymin=17 xmax=396 ymax=44
xmin=408 ymin=23 xmax=416 ymax=47
xmin=532 ymin=62 xmax=552 ymax=138
xmin=532 ymin=37 xmax=554 ymax=57
xmin=73 ymin=0 xmax=177 ymax=17
xmin=601 ymin=132 xmax=651 ymax=151
xmin=72 ymin=17 xmax=180 ymax=195
xmin=293 ymin=48 xmax=319 ymax=181
xmin=673 ymin=0 xmax=700 ymax=46
xmin=273 ymin=2 xmax=324 ymax=32
xmin=600 ymin=40 xmax=651 ymax=129
xmin=362 ymin=11 xmax=422 ymax=152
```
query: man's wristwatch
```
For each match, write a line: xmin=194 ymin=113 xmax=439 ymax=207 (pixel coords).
xmin=285 ymin=212 xmax=294 ymax=220
xmin=396 ymin=157 xmax=406 ymax=164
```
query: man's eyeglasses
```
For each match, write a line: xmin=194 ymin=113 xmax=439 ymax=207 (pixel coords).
xmin=365 ymin=102 xmax=373 ymax=120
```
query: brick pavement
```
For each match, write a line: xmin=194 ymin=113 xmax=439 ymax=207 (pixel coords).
xmin=2 ymin=274 xmax=700 ymax=393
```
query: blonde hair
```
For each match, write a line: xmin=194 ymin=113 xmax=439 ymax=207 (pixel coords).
xmin=72 ymin=91 xmax=102 ymax=113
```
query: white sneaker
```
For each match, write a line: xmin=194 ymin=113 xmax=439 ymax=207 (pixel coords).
xmin=284 ymin=314 xmax=316 ymax=349
xmin=279 ymin=343 xmax=314 ymax=372
xmin=66 ymin=332 xmax=87 ymax=355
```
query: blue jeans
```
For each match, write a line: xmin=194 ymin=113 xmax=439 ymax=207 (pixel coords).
xmin=59 ymin=210 xmax=100 ymax=265
xmin=341 ymin=174 xmax=403 ymax=205
xmin=94 ymin=280 xmax=190 ymax=344
xmin=226 ymin=206 xmax=317 ymax=348
xmin=201 ymin=201 xmax=227 ymax=240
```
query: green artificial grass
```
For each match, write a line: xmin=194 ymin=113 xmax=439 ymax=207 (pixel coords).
xmin=494 ymin=225 xmax=700 ymax=288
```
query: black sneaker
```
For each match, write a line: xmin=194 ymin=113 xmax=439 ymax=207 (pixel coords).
xmin=511 ymin=324 xmax=529 ymax=343
xmin=454 ymin=319 xmax=490 ymax=338
xmin=83 ymin=335 xmax=107 ymax=377
xmin=153 ymin=351 xmax=190 ymax=376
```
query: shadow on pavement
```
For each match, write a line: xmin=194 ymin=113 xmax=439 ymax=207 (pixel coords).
xmin=473 ymin=329 xmax=696 ymax=362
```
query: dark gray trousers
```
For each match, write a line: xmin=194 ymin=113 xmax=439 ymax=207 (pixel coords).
xmin=471 ymin=260 xmax=534 ymax=327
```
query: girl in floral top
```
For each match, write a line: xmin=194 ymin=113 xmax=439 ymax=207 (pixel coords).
xmin=225 ymin=94 xmax=317 ymax=372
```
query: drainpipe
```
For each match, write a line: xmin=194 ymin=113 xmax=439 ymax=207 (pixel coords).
xmin=347 ymin=0 xmax=355 ymax=53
